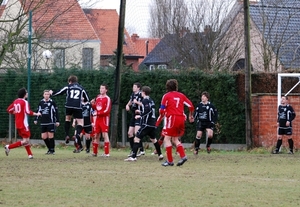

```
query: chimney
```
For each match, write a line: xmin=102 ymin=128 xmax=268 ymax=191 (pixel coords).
xmin=179 ymin=27 xmax=190 ymax=38
xmin=204 ymin=25 xmax=212 ymax=34
xmin=131 ymin=33 xmax=139 ymax=42
xmin=145 ymin=40 xmax=149 ymax=55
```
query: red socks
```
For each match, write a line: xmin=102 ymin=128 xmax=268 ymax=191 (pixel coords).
xmin=166 ymin=146 xmax=173 ymax=163
xmin=104 ymin=142 xmax=110 ymax=155
xmin=93 ymin=142 xmax=99 ymax=155
xmin=8 ymin=141 xmax=22 ymax=149
xmin=176 ymin=144 xmax=185 ymax=158
xmin=24 ymin=144 xmax=33 ymax=156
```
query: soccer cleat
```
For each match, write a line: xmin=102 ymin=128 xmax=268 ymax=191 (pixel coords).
xmin=136 ymin=151 xmax=145 ymax=157
xmin=4 ymin=145 xmax=10 ymax=156
xmin=91 ymin=153 xmax=97 ymax=157
xmin=124 ymin=157 xmax=137 ymax=162
xmin=100 ymin=154 xmax=110 ymax=157
xmin=86 ymin=149 xmax=90 ymax=153
xmin=128 ymin=151 xmax=133 ymax=157
xmin=49 ymin=151 xmax=55 ymax=155
xmin=177 ymin=157 xmax=188 ymax=166
xmin=158 ymin=154 xmax=164 ymax=161
xmin=161 ymin=160 xmax=174 ymax=167
xmin=272 ymin=150 xmax=279 ymax=154
xmin=151 ymin=150 xmax=158 ymax=155
xmin=288 ymin=150 xmax=294 ymax=154
xmin=45 ymin=151 xmax=51 ymax=155
xmin=207 ymin=147 xmax=211 ymax=154
xmin=193 ymin=150 xmax=199 ymax=155
xmin=73 ymin=149 xmax=81 ymax=153
xmin=28 ymin=155 xmax=34 ymax=159
xmin=65 ymin=136 xmax=70 ymax=144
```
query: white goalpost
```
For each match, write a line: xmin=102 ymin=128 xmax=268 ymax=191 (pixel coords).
xmin=277 ymin=73 xmax=300 ymax=106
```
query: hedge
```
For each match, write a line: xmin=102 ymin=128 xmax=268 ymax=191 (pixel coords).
xmin=0 ymin=68 xmax=246 ymax=144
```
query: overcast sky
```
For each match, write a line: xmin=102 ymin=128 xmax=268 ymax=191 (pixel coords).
xmin=79 ymin=0 xmax=236 ymax=38
xmin=79 ymin=0 xmax=151 ymax=37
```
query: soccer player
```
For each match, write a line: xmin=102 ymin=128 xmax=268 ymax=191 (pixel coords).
xmin=90 ymin=84 xmax=111 ymax=157
xmin=49 ymin=75 xmax=89 ymax=151
xmin=193 ymin=91 xmax=218 ymax=154
xmin=125 ymin=82 xmax=145 ymax=157
xmin=5 ymin=87 xmax=41 ymax=158
xmin=34 ymin=90 xmax=60 ymax=155
xmin=273 ymin=96 xmax=296 ymax=154
xmin=156 ymin=79 xmax=194 ymax=167
xmin=124 ymin=86 xmax=164 ymax=162
xmin=71 ymin=98 xmax=93 ymax=153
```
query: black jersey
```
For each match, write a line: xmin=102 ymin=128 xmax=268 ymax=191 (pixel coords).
xmin=194 ymin=101 xmax=218 ymax=124
xmin=35 ymin=98 xmax=59 ymax=125
xmin=82 ymin=102 xmax=92 ymax=127
xmin=129 ymin=91 xmax=143 ymax=113
xmin=278 ymin=104 xmax=295 ymax=127
xmin=140 ymin=96 xmax=156 ymax=127
xmin=52 ymin=83 xmax=89 ymax=109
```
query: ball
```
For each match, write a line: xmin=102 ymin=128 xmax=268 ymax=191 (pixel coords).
xmin=42 ymin=50 xmax=52 ymax=59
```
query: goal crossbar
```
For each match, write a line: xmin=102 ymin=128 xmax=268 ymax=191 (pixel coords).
xmin=278 ymin=73 xmax=300 ymax=106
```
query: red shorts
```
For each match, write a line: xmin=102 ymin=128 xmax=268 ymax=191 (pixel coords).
xmin=164 ymin=115 xmax=185 ymax=137
xmin=17 ymin=127 xmax=31 ymax=138
xmin=94 ymin=116 xmax=109 ymax=133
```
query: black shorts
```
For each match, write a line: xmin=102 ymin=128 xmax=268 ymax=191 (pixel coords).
xmin=66 ymin=108 xmax=83 ymax=119
xmin=278 ymin=127 xmax=292 ymax=135
xmin=83 ymin=125 xmax=92 ymax=134
xmin=197 ymin=121 xmax=214 ymax=131
xmin=129 ymin=116 xmax=141 ymax=127
xmin=136 ymin=125 xmax=156 ymax=140
xmin=41 ymin=124 xmax=56 ymax=133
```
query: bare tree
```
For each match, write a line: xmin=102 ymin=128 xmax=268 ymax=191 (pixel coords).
xmin=250 ymin=0 xmax=300 ymax=71
xmin=0 ymin=0 xmax=98 ymax=70
xmin=148 ymin=0 xmax=239 ymax=71
xmin=149 ymin=0 xmax=189 ymax=38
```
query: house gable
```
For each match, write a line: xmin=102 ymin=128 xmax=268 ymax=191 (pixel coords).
xmin=250 ymin=2 xmax=300 ymax=69
xmin=83 ymin=8 xmax=146 ymax=71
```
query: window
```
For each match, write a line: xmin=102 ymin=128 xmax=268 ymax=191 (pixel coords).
xmin=157 ymin=64 xmax=167 ymax=69
xmin=149 ymin=65 xmax=155 ymax=70
xmin=82 ymin=48 xmax=93 ymax=70
xmin=53 ymin=48 xmax=65 ymax=68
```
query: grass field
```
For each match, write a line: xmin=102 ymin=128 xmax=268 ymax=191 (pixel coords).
xmin=1 ymin=146 xmax=300 ymax=207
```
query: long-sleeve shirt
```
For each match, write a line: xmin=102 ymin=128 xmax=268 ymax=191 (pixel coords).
xmin=277 ymin=104 xmax=295 ymax=127
xmin=35 ymin=98 xmax=59 ymax=125
xmin=140 ymin=96 xmax=156 ymax=127
xmin=7 ymin=98 xmax=34 ymax=129
xmin=194 ymin=101 xmax=218 ymax=124
xmin=52 ymin=83 xmax=89 ymax=109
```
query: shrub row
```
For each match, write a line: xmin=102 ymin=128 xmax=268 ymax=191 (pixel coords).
xmin=0 ymin=69 xmax=246 ymax=144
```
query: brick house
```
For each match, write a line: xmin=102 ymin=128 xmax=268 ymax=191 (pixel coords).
xmin=217 ymin=0 xmax=300 ymax=72
xmin=84 ymin=9 xmax=160 ymax=71
xmin=0 ymin=0 xmax=100 ymax=70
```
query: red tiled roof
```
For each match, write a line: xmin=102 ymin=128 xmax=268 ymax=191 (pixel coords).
xmin=84 ymin=9 xmax=138 ymax=56
xmin=131 ymin=34 xmax=160 ymax=63
xmin=22 ymin=0 xmax=99 ymax=41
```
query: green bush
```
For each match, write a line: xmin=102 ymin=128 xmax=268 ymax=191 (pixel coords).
xmin=0 ymin=69 xmax=245 ymax=144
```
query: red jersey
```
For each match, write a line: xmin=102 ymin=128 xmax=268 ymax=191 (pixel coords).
xmin=159 ymin=91 xmax=194 ymax=117
xmin=92 ymin=95 xmax=111 ymax=117
xmin=7 ymin=98 xmax=34 ymax=129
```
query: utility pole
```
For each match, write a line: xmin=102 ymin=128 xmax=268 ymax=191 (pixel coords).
xmin=27 ymin=10 xmax=32 ymax=103
xmin=244 ymin=0 xmax=252 ymax=149
xmin=110 ymin=0 xmax=126 ymax=148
